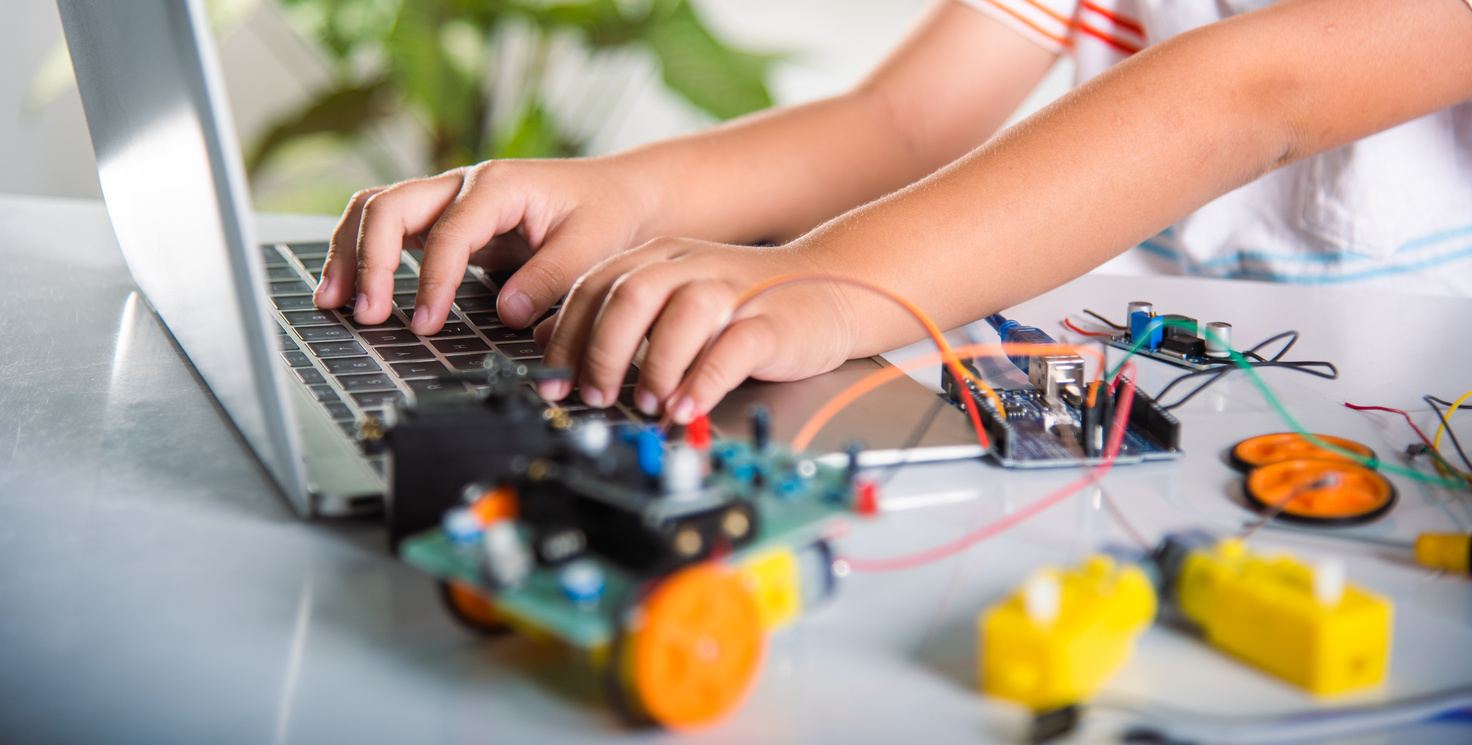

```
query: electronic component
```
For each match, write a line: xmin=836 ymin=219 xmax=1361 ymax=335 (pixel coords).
xmin=980 ymin=555 xmax=1156 ymax=711
xmin=987 ymin=314 xmax=1085 ymax=404
xmin=1415 ymin=533 xmax=1471 ymax=574
xmin=1152 ymin=532 xmax=1393 ymax=694
xmin=943 ymin=366 xmax=1181 ymax=468
xmin=1101 ymin=301 xmax=1236 ymax=371
xmin=385 ymin=365 xmax=858 ymax=729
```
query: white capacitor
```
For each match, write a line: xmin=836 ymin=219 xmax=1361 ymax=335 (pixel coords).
xmin=1023 ymin=571 xmax=1062 ymax=627
xmin=663 ymin=444 xmax=704 ymax=498
xmin=481 ymin=521 xmax=532 ymax=589
xmin=1204 ymin=321 xmax=1233 ymax=358
xmin=575 ymin=418 xmax=611 ymax=456
xmin=1126 ymin=301 xmax=1153 ymax=320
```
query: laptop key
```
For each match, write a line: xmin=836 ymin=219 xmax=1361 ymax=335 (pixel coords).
xmin=295 ymin=368 xmax=326 ymax=385
xmin=352 ymin=391 xmax=404 ymax=407
xmin=283 ymin=309 xmax=338 ymax=326
xmin=429 ymin=323 xmax=474 ymax=338
xmin=267 ymin=265 xmax=301 ymax=281
xmin=392 ymin=293 xmax=417 ymax=309
xmin=294 ymin=325 xmax=354 ymax=342
xmin=278 ymin=336 xmax=299 ymax=351
xmin=393 ymin=277 xmax=424 ymax=293
xmin=376 ymin=345 xmax=435 ymax=362
xmin=322 ymin=356 xmax=381 ymax=374
xmin=308 ymin=340 xmax=367 ymax=358
xmin=390 ymin=360 xmax=449 ymax=379
xmin=481 ymin=326 xmax=535 ymax=344
xmin=348 ymin=314 xmax=406 ymax=329
xmin=287 ymin=241 xmax=330 ymax=259
xmin=456 ymin=282 xmax=492 ymax=298
xmin=273 ymin=296 xmax=319 ymax=311
xmin=270 ymin=280 xmax=313 ymax=296
xmin=336 ymin=373 xmax=397 ymax=391
xmin=281 ymin=350 xmax=312 ymax=368
xmin=408 ymin=379 xmax=469 ymax=396
xmin=454 ymin=296 xmax=497 ymax=313
xmin=495 ymin=341 xmax=543 ymax=359
xmin=309 ymin=385 xmax=341 ymax=403
xmin=445 ymin=353 xmax=491 ymax=370
xmin=466 ymin=312 xmax=503 ymax=328
xmin=359 ymin=329 xmax=419 ymax=346
xmin=394 ymin=265 xmax=417 ymax=278
xmin=432 ymin=338 xmax=491 ymax=355
xmin=324 ymin=402 xmax=354 ymax=421
xmin=337 ymin=421 xmax=360 ymax=438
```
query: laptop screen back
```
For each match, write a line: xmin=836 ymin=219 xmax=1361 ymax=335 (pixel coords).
xmin=58 ymin=0 xmax=309 ymax=511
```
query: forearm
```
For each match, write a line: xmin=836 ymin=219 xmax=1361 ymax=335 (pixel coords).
xmin=798 ymin=0 xmax=1472 ymax=356
xmin=610 ymin=1 xmax=1055 ymax=246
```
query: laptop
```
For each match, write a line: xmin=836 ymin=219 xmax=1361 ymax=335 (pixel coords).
xmin=57 ymin=0 xmax=980 ymax=518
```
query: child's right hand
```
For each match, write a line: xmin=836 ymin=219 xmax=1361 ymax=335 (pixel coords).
xmin=313 ymin=157 xmax=656 ymax=335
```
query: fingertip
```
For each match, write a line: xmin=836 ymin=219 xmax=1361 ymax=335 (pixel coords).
xmin=634 ymin=388 xmax=659 ymax=416
xmin=500 ymin=291 xmax=535 ymax=328
xmin=409 ymin=306 xmax=433 ymax=335
xmin=538 ymin=378 xmax=570 ymax=401
xmin=669 ymin=396 xmax=696 ymax=425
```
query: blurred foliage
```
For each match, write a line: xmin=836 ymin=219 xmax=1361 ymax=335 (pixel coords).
xmin=250 ymin=0 xmax=776 ymax=178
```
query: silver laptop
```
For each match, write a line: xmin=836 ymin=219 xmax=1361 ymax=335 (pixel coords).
xmin=57 ymin=0 xmax=980 ymax=517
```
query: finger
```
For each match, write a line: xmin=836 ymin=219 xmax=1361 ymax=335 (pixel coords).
xmin=633 ymin=280 xmax=734 ymax=416
xmin=315 ymin=187 xmax=382 ymax=309
xmin=414 ymin=166 xmax=550 ymax=333
xmin=353 ymin=172 xmax=464 ymax=325
xmin=539 ymin=239 xmax=681 ymax=396
xmin=565 ymin=256 xmax=694 ymax=407
xmin=497 ymin=213 xmax=615 ymax=328
xmin=665 ymin=316 xmax=776 ymax=425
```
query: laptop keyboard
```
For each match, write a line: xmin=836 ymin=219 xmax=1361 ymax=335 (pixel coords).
xmin=264 ymin=242 xmax=644 ymax=453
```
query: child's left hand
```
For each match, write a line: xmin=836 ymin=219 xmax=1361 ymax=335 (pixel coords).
xmin=536 ymin=238 xmax=856 ymax=423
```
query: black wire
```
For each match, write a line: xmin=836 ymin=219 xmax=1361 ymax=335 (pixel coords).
xmin=1083 ymin=309 xmax=1127 ymax=330
xmin=1158 ymin=360 xmax=1339 ymax=410
xmin=1426 ymin=395 xmax=1468 ymax=410
xmin=1425 ymin=395 xmax=1472 ymax=474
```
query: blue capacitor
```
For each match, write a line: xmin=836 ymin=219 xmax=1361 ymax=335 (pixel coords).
xmin=636 ymin=427 xmax=665 ymax=478
xmin=1129 ymin=310 xmax=1163 ymax=351
xmin=559 ymin=561 xmax=605 ymax=608
xmin=442 ymin=508 xmax=483 ymax=547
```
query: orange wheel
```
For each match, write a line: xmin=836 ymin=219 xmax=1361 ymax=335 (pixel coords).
xmin=1244 ymin=460 xmax=1397 ymax=526
xmin=438 ymin=581 xmax=511 ymax=636
xmin=1230 ymin=432 xmax=1375 ymax=472
xmin=620 ymin=564 xmax=766 ymax=730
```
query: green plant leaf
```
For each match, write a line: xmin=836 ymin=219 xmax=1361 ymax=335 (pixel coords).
xmin=246 ymin=80 xmax=396 ymax=175
xmin=643 ymin=1 xmax=773 ymax=120
xmin=492 ymin=101 xmax=577 ymax=160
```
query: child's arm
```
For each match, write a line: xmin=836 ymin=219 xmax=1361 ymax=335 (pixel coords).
xmin=315 ymin=1 xmax=1056 ymax=333
xmin=545 ymin=0 xmax=1472 ymax=419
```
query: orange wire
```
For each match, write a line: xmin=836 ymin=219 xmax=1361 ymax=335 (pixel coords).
xmin=661 ymin=274 xmax=1005 ymax=451
xmin=1062 ymin=318 xmax=1110 ymax=338
xmin=791 ymin=342 xmax=1106 ymax=452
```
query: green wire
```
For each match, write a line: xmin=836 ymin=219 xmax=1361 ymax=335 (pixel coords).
xmin=1100 ymin=318 xmax=1467 ymax=490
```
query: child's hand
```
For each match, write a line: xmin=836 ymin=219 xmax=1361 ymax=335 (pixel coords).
xmin=537 ymin=239 xmax=855 ymax=423
xmin=313 ymin=158 xmax=653 ymax=334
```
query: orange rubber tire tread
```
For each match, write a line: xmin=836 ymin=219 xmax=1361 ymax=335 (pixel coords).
xmin=1244 ymin=460 xmax=1397 ymax=525
xmin=626 ymin=564 xmax=766 ymax=730
xmin=1230 ymin=432 xmax=1375 ymax=471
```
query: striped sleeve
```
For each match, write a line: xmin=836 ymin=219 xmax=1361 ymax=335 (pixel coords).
xmin=957 ymin=0 xmax=1079 ymax=53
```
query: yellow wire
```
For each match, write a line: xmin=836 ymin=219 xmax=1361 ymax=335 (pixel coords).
xmin=1434 ymin=389 xmax=1472 ymax=454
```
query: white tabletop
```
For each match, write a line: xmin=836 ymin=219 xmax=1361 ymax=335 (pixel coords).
xmin=1 ymin=193 xmax=1469 ymax=745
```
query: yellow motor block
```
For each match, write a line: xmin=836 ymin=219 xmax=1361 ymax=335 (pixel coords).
xmin=980 ymin=556 xmax=1156 ymax=710
xmin=738 ymin=548 xmax=803 ymax=630
xmin=1176 ymin=539 xmax=1392 ymax=694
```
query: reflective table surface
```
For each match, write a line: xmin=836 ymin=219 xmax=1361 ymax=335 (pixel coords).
xmin=1 ymin=194 xmax=1470 ymax=744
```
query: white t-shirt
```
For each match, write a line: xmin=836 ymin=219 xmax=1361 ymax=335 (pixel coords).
xmin=961 ymin=0 xmax=1472 ymax=297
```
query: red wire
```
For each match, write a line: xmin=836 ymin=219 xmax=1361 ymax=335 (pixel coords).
xmin=1343 ymin=403 xmax=1437 ymax=451
xmin=843 ymin=364 xmax=1138 ymax=573
xmin=1062 ymin=318 xmax=1110 ymax=338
